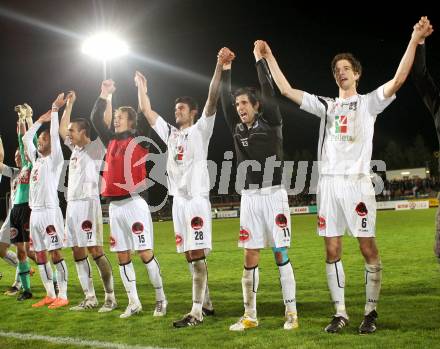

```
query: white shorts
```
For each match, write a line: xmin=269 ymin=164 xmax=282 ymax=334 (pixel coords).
xmin=109 ymin=196 xmax=153 ymax=252
xmin=65 ymin=198 xmax=103 ymax=248
xmin=317 ymin=175 xmax=376 ymax=238
xmin=0 ymin=211 xmax=11 ymax=244
xmin=172 ymin=195 xmax=212 ymax=254
xmin=30 ymin=207 xmax=65 ymax=252
xmin=239 ymin=186 xmax=291 ymax=249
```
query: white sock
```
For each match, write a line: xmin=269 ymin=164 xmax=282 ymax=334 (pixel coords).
xmin=54 ymin=259 xmax=68 ymax=299
xmin=279 ymin=261 xmax=297 ymax=313
xmin=190 ymin=259 xmax=207 ymax=320
xmin=75 ymin=258 xmax=95 ymax=299
xmin=189 ymin=262 xmax=212 ymax=309
xmin=38 ymin=262 xmax=56 ymax=298
xmin=13 ymin=266 xmax=21 ymax=289
xmin=242 ymin=266 xmax=259 ymax=319
xmin=119 ymin=262 xmax=140 ymax=304
xmin=326 ymin=260 xmax=347 ymax=318
xmin=3 ymin=250 xmax=18 ymax=267
xmin=365 ymin=262 xmax=382 ymax=315
xmin=144 ymin=256 xmax=166 ymax=302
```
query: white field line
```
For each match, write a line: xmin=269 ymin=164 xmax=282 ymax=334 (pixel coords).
xmin=0 ymin=331 xmax=176 ymax=349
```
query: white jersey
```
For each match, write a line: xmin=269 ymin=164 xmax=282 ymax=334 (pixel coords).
xmin=153 ymin=112 xmax=215 ymax=197
xmin=23 ymin=112 xmax=64 ymax=210
xmin=300 ymin=85 xmax=395 ymax=175
xmin=1 ymin=165 xmax=19 ymax=207
xmin=64 ymin=137 xmax=106 ymax=201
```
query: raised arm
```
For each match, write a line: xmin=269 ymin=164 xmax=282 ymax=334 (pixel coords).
xmin=203 ymin=49 xmax=226 ymax=117
xmin=219 ymin=47 xmax=239 ymax=132
xmin=59 ymin=91 xmax=76 ymax=141
xmin=50 ymin=93 xmax=66 ymax=166
xmin=256 ymin=40 xmax=304 ymax=106
xmin=383 ymin=16 xmax=433 ymax=98
xmin=23 ymin=112 xmax=47 ymax=164
xmin=91 ymin=80 xmax=116 ymax=146
xmin=104 ymin=94 xmax=113 ymax=128
xmin=17 ymin=119 xmax=30 ymax=168
xmin=0 ymin=135 xmax=4 ymax=171
xmin=135 ymin=71 xmax=159 ymax=127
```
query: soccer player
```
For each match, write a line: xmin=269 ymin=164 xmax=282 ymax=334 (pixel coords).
xmin=90 ymin=79 xmax=166 ymax=319
xmin=135 ymin=48 xmax=225 ymax=327
xmin=219 ymin=46 xmax=298 ymax=331
xmin=257 ymin=18 xmax=431 ymax=334
xmin=23 ymin=93 xmax=69 ymax=309
xmin=411 ymin=17 xmax=438 ymax=262
xmin=59 ymin=91 xmax=117 ymax=312
xmin=0 ymin=110 xmax=38 ymax=300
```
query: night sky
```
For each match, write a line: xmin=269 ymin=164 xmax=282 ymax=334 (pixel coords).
xmin=1 ymin=1 xmax=439 ymax=212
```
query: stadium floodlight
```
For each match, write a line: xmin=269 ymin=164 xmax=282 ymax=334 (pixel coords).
xmin=82 ymin=32 xmax=128 ymax=79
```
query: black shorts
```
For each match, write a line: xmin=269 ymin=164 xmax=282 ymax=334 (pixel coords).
xmin=10 ymin=203 xmax=31 ymax=244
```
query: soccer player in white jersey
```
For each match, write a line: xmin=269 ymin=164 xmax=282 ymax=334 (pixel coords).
xmin=59 ymin=91 xmax=117 ymax=312
xmin=257 ymin=18 xmax=431 ymax=334
xmin=23 ymin=93 xmax=69 ymax=309
xmin=135 ymin=49 xmax=225 ymax=327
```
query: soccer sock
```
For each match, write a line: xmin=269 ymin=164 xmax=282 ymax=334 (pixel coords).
xmin=18 ymin=260 xmax=31 ymax=292
xmin=190 ymin=258 xmax=207 ymax=320
xmin=242 ymin=265 xmax=259 ymax=319
xmin=94 ymin=254 xmax=115 ymax=299
xmin=144 ymin=255 xmax=166 ymax=302
xmin=188 ymin=262 xmax=212 ymax=309
xmin=3 ymin=250 xmax=18 ymax=267
xmin=364 ymin=262 xmax=382 ymax=315
xmin=37 ymin=262 xmax=56 ymax=298
xmin=278 ymin=261 xmax=297 ymax=314
xmin=119 ymin=261 xmax=140 ymax=304
xmin=75 ymin=257 xmax=95 ymax=299
xmin=326 ymin=260 xmax=347 ymax=318
xmin=54 ymin=259 xmax=68 ymax=299
xmin=52 ymin=267 xmax=58 ymax=283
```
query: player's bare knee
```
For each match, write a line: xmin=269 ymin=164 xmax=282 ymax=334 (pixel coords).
xmin=88 ymin=246 xmax=103 ymax=258
xmin=36 ymin=251 xmax=48 ymax=264
xmin=188 ymin=249 xmax=205 ymax=261
xmin=244 ymin=249 xmax=260 ymax=268
xmin=50 ymin=249 xmax=63 ymax=263
xmin=138 ymin=249 xmax=153 ymax=263
xmin=17 ymin=246 xmax=27 ymax=261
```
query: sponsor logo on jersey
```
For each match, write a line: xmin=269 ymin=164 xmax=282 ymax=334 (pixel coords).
xmin=239 ymin=227 xmax=250 ymax=242
xmin=191 ymin=217 xmax=204 ymax=230
xmin=175 ymin=234 xmax=182 ymax=245
xmin=275 ymin=213 xmax=288 ymax=228
xmin=175 ymin=145 xmax=184 ymax=161
xmin=335 ymin=115 xmax=347 ymax=134
xmin=131 ymin=222 xmax=144 ymax=235
xmin=46 ymin=225 xmax=56 ymax=236
xmin=318 ymin=216 xmax=326 ymax=230
xmin=10 ymin=227 xmax=18 ymax=239
xmin=81 ymin=220 xmax=93 ymax=232
xmin=355 ymin=202 xmax=368 ymax=216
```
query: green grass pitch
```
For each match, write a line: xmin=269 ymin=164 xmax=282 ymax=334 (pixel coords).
xmin=0 ymin=209 xmax=439 ymax=349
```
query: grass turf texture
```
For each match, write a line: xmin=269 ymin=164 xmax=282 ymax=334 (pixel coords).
xmin=0 ymin=209 xmax=439 ymax=349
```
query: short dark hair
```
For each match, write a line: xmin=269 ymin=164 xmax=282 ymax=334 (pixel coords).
xmin=71 ymin=118 xmax=91 ymax=138
xmin=117 ymin=106 xmax=137 ymax=129
xmin=233 ymin=87 xmax=261 ymax=110
xmin=175 ymin=96 xmax=198 ymax=113
xmin=331 ymin=53 xmax=362 ymax=85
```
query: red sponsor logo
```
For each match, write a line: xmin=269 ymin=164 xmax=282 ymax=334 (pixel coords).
xmin=355 ymin=202 xmax=368 ymax=216
xmin=81 ymin=220 xmax=93 ymax=232
xmin=318 ymin=216 xmax=326 ymax=230
xmin=10 ymin=228 xmax=18 ymax=239
xmin=175 ymin=234 xmax=182 ymax=245
xmin=45 ymin=225 xmax=56 ymax=236
xmin=109 ymin=235 xmax=116 ymax=247
xmin=131 ymin=222 xmax=144 ymax=235
xmin=191 ymin=217 xmax=203 ymax=230
xmin=275 ymin=214 xmax=288 ymax=228
xmin=239 ymin=228 xmax=250 ymax=242
xmin=176 ymin=146 xmax=184 ymax=161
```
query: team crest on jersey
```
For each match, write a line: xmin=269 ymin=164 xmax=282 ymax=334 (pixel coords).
xmin=355 ymin=202 xmax=368 ymax=216
xmin=275 ymin=214 xmax=288 ymax=228
xmin=31 ymin=168 xmax=39 ymax=182
xmin=46 ymin=225 xmax=56 ymax=236
xmin=175 ymin=234 xmax=182 ymax=245
xmin=18 ymin=169 xmax=30 ymax=184
xmin=191 ymin=217 xmax=203 ymax=230
xmin=239 ymin=227 xmax=250 ymax=242
xmin=109 ymin=235 xmax=116 ymax=247
xmin=10 ymin=228 xmax=18 ymax=240
xmin=318 ymin=216 xmax=326 ymax=230
xmin=335 ymin=115 xmax=347 ymax=134
xmin=175 ymin=145 xmax=184 ymax=162
xmin=81 ymin=220 xmax=93 ymax=232
xmin=131 ymin=222 xmax=144 ymax=235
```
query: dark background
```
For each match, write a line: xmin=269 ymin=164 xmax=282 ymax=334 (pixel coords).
xmin=1 ymin=1 xmax=439 ymax=217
